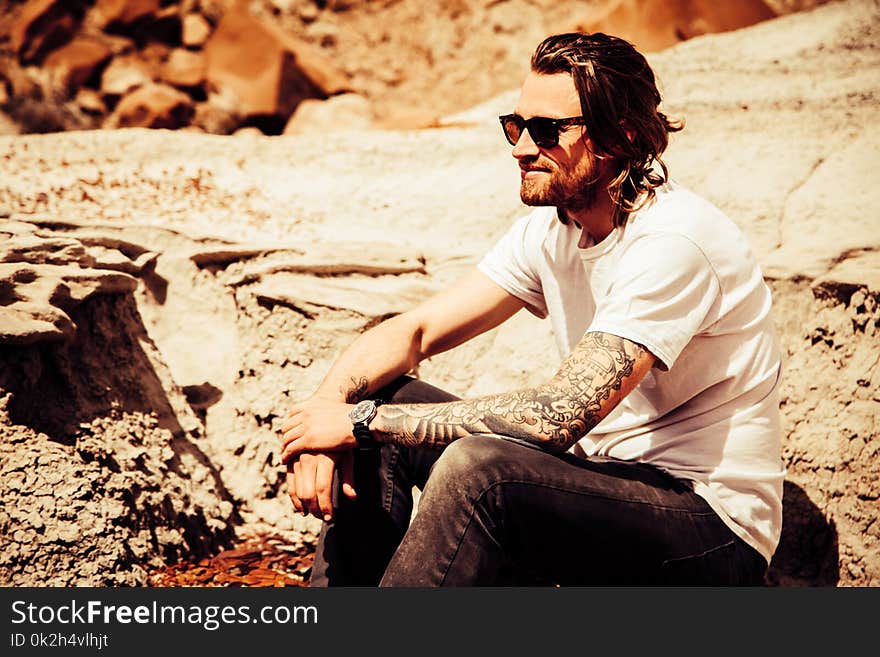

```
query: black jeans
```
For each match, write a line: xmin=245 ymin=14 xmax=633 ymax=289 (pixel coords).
xmin=309 ymin=377 xmax=768 ymax=586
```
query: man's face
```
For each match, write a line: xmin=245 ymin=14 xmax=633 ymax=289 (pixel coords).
xmin=511 ymin=72 xmax=606 ymax=213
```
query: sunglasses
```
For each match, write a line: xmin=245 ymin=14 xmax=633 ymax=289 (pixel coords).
xmin=499 ymin=114 xmax=587 ymax=149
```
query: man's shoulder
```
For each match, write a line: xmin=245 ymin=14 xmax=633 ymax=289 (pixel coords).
xmin=499 ymin=205 xmax=561 ymax=244
xmin=629 ymin=182 xmax=742 ymax=241
xmin=624 ymin=182 xmax=761 ymax=276
xmin=517 ymin=205 xmax=559 ymax=230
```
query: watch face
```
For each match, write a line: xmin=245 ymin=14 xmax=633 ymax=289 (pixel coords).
xmin=349 ymin=400 xmax=376 ymax=424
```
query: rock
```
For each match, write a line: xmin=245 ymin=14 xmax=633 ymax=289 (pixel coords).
xmin=0 ymin=112 xmax=21 ymax=136
xmin=100 ymin=54 xmax=153 ymax=97
xmin=0 ymin=235 xmax=95 ymax=267
xmin=0 ymin=231 xmax=143 ymax=346
xmin=138 ymin=42 xmax=173 ymax=77
xmin=203 ymin=2 xmax=350 ymax=127
xmin=106 ymin=83 xmax=195 ymax=129
xmin=232 ymin=126 xmax=265 ymax=138
xmin=192 ymin=90 xmax=241 ymax=134
xmin=75 ymin=87 xmax=106 ymax=115
xmin=1 ymin=58 xmax=40 ymax=101
xmin=10 ymin=0 xmax=83 ymax=65
xmin=43 ymin=36 xmax=112 ymax=98
xmin=251 ymin=273 xmax=438 ymax=319
xmin=81 ymin=245 xmax=158 ymax=276
xmin=182 ymin=13 xmax=212 ymax=48
xmin=283 ymin=92 xmax=373 ymax=135
xmin=577 ymin=0 xmax=777 ymax=52
xmin=0 ymin=262 xmax=138 ymax=343
xmin=89 ymin=0 xmax=161 ymax=30
xmin=160 ymin=48 xmax=206 ymax=89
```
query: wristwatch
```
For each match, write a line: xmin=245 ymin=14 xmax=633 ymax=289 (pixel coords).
xmin=349 ymin=399 xmax=381 ymax=449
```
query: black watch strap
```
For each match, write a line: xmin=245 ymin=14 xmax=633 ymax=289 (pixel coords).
xmin=352 ymin=400 xmax=382 ymax=450
xmin=353 ymin=422 xmax=379 ymax=450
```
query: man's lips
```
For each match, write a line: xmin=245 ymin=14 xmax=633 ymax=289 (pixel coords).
xmin=520 ymin=166 xmax=551 ymax=179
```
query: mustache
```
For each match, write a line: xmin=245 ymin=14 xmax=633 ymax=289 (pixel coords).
xmin=518 ymin=155 xmax=553 ymax=170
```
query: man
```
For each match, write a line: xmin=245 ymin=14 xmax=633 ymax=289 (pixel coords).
xmin=279 ymin=32 xmax=784 ymax=586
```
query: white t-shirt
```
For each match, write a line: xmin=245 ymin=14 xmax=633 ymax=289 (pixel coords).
xmin=478 ymin=182 xmax=785 ymax=562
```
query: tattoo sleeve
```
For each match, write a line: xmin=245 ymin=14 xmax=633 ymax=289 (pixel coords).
xmin=373 ymin=332 xmax=650 ymax=452
xmin=341 ymin=376 xmax=369 ymax=404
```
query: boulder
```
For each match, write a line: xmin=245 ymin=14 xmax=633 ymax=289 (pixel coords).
xmin=106 ymin=83 xmax=195 ymax=129
xmin=578 ymin=0 xmax=777 ymax=51
xmin=203 ymin=2 xmax=350 ymax=125
xmin=0 ymin=227 xmax=237 ymax=585
xmin=100 ymin=55 xmax=153 ymax=97
xmin=10 ymin=0 xmax=83 ymax=65
xmin=89 ymin=0 xmax=162 ymax=30
xmin=89 ymin=0 xmax=181 ymax=46
xmin=75 ymin=88 xmax=106 ymax=115
xmin=182 ymin=13 xmax=213 ymax=48
xmin=161 ymin=48 xmax=206 ymax=89
xmin=43 ymin=37 xmax=112 ymax=98
xmin=192 ymin=90 xmax=241 ymax=135
xmin=283 ymin=92 xmax=373 ymax=135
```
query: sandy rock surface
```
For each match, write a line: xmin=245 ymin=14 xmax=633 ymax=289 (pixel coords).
xmin=1 ymin=0 xmax=878 ymax=586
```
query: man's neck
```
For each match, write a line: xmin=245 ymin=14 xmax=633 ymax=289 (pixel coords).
xmin=563 ymin=192 xmax=616 ymax=248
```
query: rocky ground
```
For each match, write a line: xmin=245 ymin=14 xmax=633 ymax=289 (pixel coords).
xmin=1 ymin=0 xmax=878 ymax=587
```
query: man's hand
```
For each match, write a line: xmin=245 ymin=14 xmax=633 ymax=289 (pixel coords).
xmin=286 ymin=452 xmax=356 ymax=521
xmin=280 ymin=398 xmax=360 ymax=520
xmin=280 ymin=398 xmax=358 ymax=462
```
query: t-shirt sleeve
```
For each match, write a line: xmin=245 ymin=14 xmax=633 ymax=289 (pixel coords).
xmin=477 ymin=213 xmax=548 ymax=318
xmin=587 ymin=232 xmax=720 ymax=370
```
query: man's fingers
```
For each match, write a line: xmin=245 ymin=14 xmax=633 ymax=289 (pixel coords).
xmin=281 ymin=433 xmax=309 ymax=463
xmin=293 ymin=458 xmax=311 ymax=516
xmin=281 ymin=426 xmax=304 ymax=451
xmin=280 ymin=414 xmax=303 ymax=434
xmin=315 ymin=456 xmax=336 ymax=521
xmin=340 ymin=450 xmax=357 ymax=500
xmin=286 ymin=464 xmax=303 ymax=514
xmin=297 ymin=453 xmax=319 ymax=517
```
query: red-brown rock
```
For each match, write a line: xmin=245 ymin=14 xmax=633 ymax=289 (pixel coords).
xmin=106 ymin=83 xmax=195 ymax=129
xmin=161 ymin=49 xmax=206 ymax=89
xmin=10 ymin=0 xmax=82 ymax=64
xmin=577 ymin=0 xmax=777 ymax=52
xmin=203 ymin=2 xmax=350 ymax=125
xmin=43 ymin=37 xmax=112 ymax=98
xmin=182 ymin=13 xmax=212 ymax=48
xmin=283 ymin=93 xmax=373 ymax=135
xmin=75 ymin=87 xmax=106 ymax=115
xmin=89 ymin=0 xmax=161 ymax=29
xmin=101 ymin=54 xmax=153 ymax=97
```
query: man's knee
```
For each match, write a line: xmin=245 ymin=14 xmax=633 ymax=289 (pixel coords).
xmin=423 ymin=435 xmax=511 ymax=498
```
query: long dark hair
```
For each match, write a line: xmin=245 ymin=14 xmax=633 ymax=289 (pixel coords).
xmin=531 ymin=32 xmax=683 ymax=226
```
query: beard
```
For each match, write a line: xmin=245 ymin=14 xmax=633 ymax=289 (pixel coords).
xmin=519 ymin=155 xmax=605 ymax=214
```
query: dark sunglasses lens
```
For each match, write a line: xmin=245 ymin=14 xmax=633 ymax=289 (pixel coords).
xmin=501 ymin=117 xmax=522 ymax=145
xmin=501 ymin=116 xmax=559 ymax=148
xmin=528 ymin=118 xmax=558 ymax=148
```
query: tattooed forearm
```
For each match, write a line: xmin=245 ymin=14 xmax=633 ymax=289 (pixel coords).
xmin=373 ymin=332 xmax=649 ymax=452
xmin=341 ymin=376 xmax=369 ymax=404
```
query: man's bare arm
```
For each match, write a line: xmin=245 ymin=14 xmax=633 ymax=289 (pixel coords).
xmin=309 ymin=268 xmax=525 ymax=404
xmin=372 ymin=331 xmax=655 ymax=453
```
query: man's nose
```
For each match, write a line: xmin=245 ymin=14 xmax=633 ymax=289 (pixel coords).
xmin=511 ymin=128 xmax=539 ymax=159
